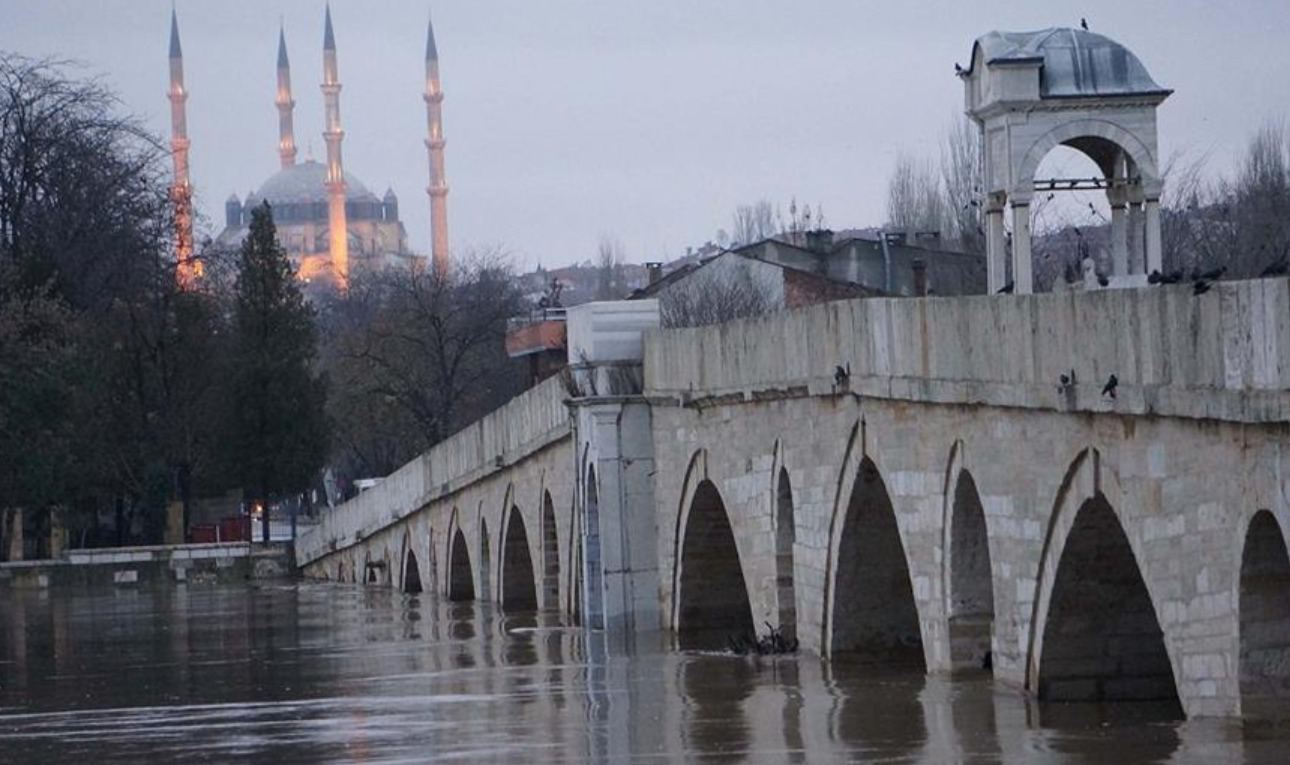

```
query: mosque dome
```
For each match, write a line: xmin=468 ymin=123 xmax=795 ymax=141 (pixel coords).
xmin=969 ymin=28 xmax=1168 ymax=99
xmin=253 ymin=159 xmax=381 ymax=205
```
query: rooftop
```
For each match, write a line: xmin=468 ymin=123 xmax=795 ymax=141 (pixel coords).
xmin=968 ymin=27 xmax=1168 ymax=99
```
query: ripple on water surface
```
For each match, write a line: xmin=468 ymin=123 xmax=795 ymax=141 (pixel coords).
xmin=0 ymin=582 xmax=1285 ymax=763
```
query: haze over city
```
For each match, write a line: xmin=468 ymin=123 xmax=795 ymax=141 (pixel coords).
xmin=4 ymin=0 xmax=1288 ymax=269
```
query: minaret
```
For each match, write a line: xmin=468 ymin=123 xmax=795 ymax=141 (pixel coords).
xmin=424 ymin=15 xmax=450 ymax=275
xmin=275 ymin=25 xmax=297 ymax=169
xmin=168 ymin=9 xmax=199 ymax=286
xmin=321 ymin=4 xmax=349 ymax=287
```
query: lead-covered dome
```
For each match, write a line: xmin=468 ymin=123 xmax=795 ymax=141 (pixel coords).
xmin=253 ymin=159 xmax=380 ymax=204
xmin=968 ymin=28 xmax=1167 ymax=99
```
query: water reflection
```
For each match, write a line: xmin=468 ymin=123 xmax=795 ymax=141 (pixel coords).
xmin=680 ymin=654 xmax=754 ymax=760
xmin=0 ymin=582 xmax=1282 ymax=763
xmin=827 ymin=661 xmax=927 ymax=761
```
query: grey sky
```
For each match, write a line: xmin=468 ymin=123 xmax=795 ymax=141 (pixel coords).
xmin=3 ymin=1 xmax=1287 ymax=270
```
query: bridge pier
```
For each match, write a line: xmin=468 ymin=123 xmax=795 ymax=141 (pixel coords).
xmin=567 ymin=301 xmax=664 ymax=647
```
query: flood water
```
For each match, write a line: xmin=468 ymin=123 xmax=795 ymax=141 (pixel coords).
xmin=0 ymin=582 xmax=1286 ymax=764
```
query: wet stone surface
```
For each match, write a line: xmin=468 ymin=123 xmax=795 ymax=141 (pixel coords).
xmin=0 ymin=583 xmax=1285 ymax=763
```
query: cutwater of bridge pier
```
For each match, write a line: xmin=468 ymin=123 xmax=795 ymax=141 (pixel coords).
xmin=296 ymin=279 xmax=1290 ymax=720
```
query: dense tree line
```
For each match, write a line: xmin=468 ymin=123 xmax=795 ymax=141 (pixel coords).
xmin=0 ymin=55 xmax=331 ymax=551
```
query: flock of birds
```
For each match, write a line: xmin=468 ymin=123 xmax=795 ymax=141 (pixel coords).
xmin=996 ymin=258 xmax=1290 ymax=298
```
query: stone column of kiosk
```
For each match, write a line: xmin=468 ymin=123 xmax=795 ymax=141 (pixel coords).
xmin=566 ymin=300 xmax=663 ymax=648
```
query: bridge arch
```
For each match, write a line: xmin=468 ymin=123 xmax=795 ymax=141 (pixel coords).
xmin=1027 ymin=449 xmax=1181 ymax=708
xmin=770 ymin=440 xmax=797 ymax=643
xmin=400 ymin=531 xmax=423 ymax=594
xmin=1016 ymin=118 xmax=1161 ymax=198
xmin=824 ymin=423 xmax=924 ymax=666
xmin=942 ymin=441 xmax=995 ymax=672
xmin=540 ymin=489 xmax=560 ymax=610
xmin=583 ymin=463 xmax=605 ymax=628
xmin=673 ymin=466 xmax=755 ymax=650
xmin=501 ymin=502 xmax=539 ymax=612
xmin=1239 ymin=509 xmax=1290 ymax=718
xmin=478 ymin=511 xmax=492 ymax=602
xmin=426 ymin=527 xmax=439 ymax=596
xmin=569 ymin=492 xmax=582 ymax=624
xmin=447 ymin=508 xmax=475 ymax=601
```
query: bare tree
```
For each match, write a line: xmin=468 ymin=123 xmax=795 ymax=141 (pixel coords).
xmin=885 ymin=152 xmax=945 ymax=238
xmin=0 ymin=54 xmax=173 ymax=310
xmin=730 ymin=200 xmax=781 ymax=247
xmin=323 ymin=250 xmax=527 ymax=480
xmin=941 ymin=115 xmax=984 ymax=254
xmin=595 ymin=234 xmax=627 ymax=299
xmin=1232 ymin=123 xmax=1290 ymax=276
xmin=658 ymin=262 xmax=776 ymax=328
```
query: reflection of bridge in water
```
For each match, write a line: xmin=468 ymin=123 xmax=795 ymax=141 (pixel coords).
xmin=5 ymin=583 xmax=1265 ymax=761
xmin=300 ymin=277 xmax=1290 ymax=723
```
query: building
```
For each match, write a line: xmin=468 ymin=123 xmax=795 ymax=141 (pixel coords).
xmin=169 ymin=7 xmax=451 ymax=288
xmin=219 ymin=161 xmax=415 ymax=283
xmin=732 ymin=230 xmax=986 ymax=297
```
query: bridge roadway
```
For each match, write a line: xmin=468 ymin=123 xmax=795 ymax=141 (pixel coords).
xmin=297 ymin=279 xmax=1290 ymax=719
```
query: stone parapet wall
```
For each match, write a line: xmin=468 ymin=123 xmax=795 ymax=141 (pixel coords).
xmin=296 ymin=374 xmax=571 ymax=566
xmin=644 ymin=278 xmax=1290 ymax=424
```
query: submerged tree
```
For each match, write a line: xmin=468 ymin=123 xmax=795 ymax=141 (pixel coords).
xmin=226 ymin=202 xmax=329 ymax=541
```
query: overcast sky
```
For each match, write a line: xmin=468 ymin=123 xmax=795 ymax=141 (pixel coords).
xmin=4 ymin=1 xmax=1288 ymax=270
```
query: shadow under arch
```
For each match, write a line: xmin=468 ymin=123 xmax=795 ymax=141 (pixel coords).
xmin=501 ymin=504 xmax=539 ymax=612
xmin=941 ymin=440 xmax=995 ymax=673
xmin=1027 ymin=449 xmax=1181 ymax=712
xmin=673 ymin=475 xmax=755 ymax=651
xmin=826 ymin=449 xmax=924 ymax=667
xmin=540 ymin=489 xmax=560 ymax=611
xmin=771 ymin=439 xmax=798 ymax=643
xmin=478 ymin=511 xmax=492 ymax=603
xmin=1239 ymin=509 xmax=1290 ymax=719
xmin=401 ymin=532 xmax=423 ymax=594
xmin=447 ymin=512 xmax=475 ymax=602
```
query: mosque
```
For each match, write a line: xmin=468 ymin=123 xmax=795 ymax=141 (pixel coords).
xmin=167 ymin=6 xmax=451 ymax=289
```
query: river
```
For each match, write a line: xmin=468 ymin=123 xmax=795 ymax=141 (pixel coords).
xmin=0 ymin=582 xmax=1284 ymax=763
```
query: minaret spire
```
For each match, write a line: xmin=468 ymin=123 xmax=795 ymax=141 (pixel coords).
xmin=424 ymin=13 xmax=450 ymax=275
xmin=168 ymin=8 xmax=199 ymax=287
xmin=276 ymin=24 xmax=297 ymax=169
xmin=321 ymin=3 xmax=349 ymax=287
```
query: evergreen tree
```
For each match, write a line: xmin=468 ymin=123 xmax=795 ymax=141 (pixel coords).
xmin=227 ymin=202 xmax=329 ymax=541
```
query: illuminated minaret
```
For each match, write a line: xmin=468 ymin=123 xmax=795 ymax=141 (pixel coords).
xmin=275 ymin=25 xmax=297 ymax=170
xmin=321 ymin=4 xmax=349 ymax=287
xmin=424 ymin=15 xmax=450 ymax=274
xmin=168 ymin=9 xmax=199 ymax=286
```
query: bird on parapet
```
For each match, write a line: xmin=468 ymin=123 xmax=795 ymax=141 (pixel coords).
xmin=834 ymin=363 xmax=851 ymax=388
xmin=1102 ymin=374 xmax=1119 ymax=399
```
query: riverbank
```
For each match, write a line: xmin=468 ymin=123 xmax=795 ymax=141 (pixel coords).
xmin=0 ymin=542 xmax=295 ymax=589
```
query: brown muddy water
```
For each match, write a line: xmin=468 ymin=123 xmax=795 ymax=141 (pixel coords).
xmin=0 ymin=582 xmax=1285 ymax=763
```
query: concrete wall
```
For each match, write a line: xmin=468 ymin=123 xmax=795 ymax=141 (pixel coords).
xmin=0 ymin=543 xmax=292 ymax=588
xmin=644 ymin=278 xmax=1290 ymax=423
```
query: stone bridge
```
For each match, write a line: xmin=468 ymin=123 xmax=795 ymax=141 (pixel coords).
xmin=297 ymin=280 xmax=1290 ymax=719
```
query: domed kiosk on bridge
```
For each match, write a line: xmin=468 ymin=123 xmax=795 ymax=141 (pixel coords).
xmin=959 ymin=27 xmax=1172 ymax=293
